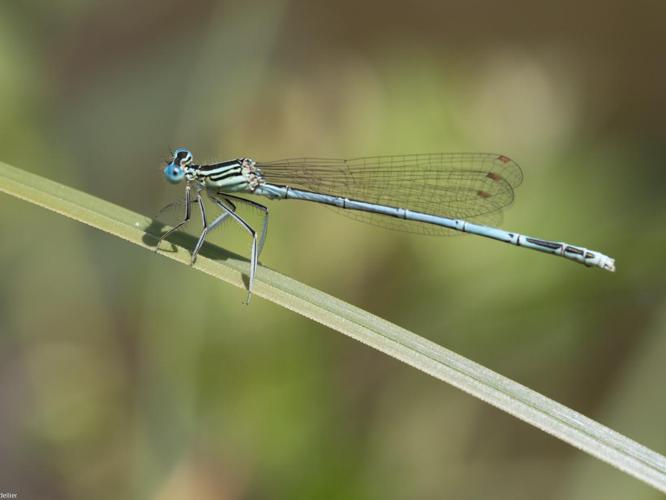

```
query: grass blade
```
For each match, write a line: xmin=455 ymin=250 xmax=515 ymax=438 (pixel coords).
xmin=1 ymin=160 xmax=665 ymax=492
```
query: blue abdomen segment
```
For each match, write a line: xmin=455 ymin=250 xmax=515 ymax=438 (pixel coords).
xmin=258 ymin=183 xmax=614 ymax=272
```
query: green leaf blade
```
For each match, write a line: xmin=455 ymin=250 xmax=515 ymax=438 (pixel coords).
xmin=1 ymin=160 xmax=665 ymax=493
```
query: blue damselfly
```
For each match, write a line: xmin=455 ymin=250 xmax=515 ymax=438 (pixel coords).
xmin=156 ymin=148 xmax=615 ymax=301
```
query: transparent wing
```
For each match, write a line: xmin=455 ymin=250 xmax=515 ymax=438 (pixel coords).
xmin=256 ymin=153 xmax=523 ymax=235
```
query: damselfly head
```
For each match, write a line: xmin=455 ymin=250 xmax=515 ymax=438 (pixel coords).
xmin=163 ymin=148 xmax=193 ymax=184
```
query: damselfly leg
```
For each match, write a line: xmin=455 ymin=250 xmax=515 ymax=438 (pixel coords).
xmin=155 ymin=186 xmax=268 ymax=301
xmin=155 ymin=183 xmax=193 ymax=251
xmin=221 ymin=193 xmax=269 ymax=257
xmin=207 ymin=193 xmax=262 ymax=303
xmin=190 ymin=196 xmax=232 ymax=262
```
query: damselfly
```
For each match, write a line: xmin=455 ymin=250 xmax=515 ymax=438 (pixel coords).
xmin=156 ymin=148 xmax=615 ymax=301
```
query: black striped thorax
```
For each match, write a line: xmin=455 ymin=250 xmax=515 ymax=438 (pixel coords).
xmin=194 ymin=157 xmax=262 ymax=192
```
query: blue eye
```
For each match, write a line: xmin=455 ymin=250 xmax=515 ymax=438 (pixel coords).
xmin=163 ymin=163 xmax=185 ymax=184
xmin=173 ymin=147 xmax=193 ymax=166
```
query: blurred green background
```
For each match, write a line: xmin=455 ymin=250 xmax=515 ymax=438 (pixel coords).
xmin=1 ymin=1 xmax=665 ymax=499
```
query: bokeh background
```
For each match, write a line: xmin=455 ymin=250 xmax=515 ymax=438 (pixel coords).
xmin=1 ymin=1 xmax=665 ymax=499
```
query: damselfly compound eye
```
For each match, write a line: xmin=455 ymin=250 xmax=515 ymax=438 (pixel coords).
xmin=173 ymin=148 xmax=193 ymax=167
xmin=163 ymin=163 xmax=185 ymax=184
